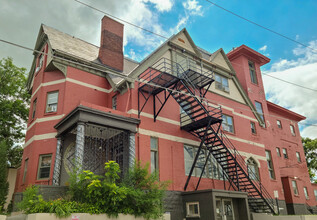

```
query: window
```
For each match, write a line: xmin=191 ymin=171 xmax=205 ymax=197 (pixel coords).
xmin=186 ymin=202 xmax=200 ymax=217
xmin=247 ymin=158 xmax=259 ymax=180
xmin=222 ymin=115 xmax=234 ymax=133
xmin=282 ymin=148 xmax=288 ymax=159
xmin=277 ymin=120 xmax=282 ymax=129
xmin=32 ymin=99 xmax=37 ymax=119
xmin=304 ymin=187 xmax=309 ymax=200
xmin=265 ymin=150 xmax=275 ymax=179
xmin=255 ymin=101 xmax=264 ymax=121
xmin=314 ymin=190 xmax=317 ymax=201
xmin=292 ymin=180 xmax=298 ymax=195
xmin=22 ymin=159 xmax=28 ymax=183
xmin=37 ymin=154 xmax=52 ymax=179
xmin=276 ymin=147 xmax=281 ymax=157
xmin=112 ymin=95 xmax=117 ymax=110
xmin=35 ymin=53 xmax=44 ymax=73
xmin=150 ymin=137 xmax=158 ymax=173
xmin=184 ymin=145 xmax=224 ymax=180
xmin=46 ymin=91 xmax=58 ymax=113
xmin=250 ymin=122 xmax=256 ymax=134
xmin=290 ymin=125 xmax=296 ymax=136
xmin=296 ymin=152 xmax=301 ymax=162
xmin=249 ymin=61 xmax=257 ymax=84
xmin=215 ymin=74 xmax=229 ymax=92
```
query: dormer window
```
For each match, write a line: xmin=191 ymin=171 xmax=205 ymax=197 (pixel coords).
xmin=35 ymin=53 xmax=44 ymax=73
xmin=215 ymin=74 xmax=229 ymax=93
xmin=249 ymin=61 xmax=257 ymax=84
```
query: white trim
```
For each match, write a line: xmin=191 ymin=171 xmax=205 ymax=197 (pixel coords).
xmin=27 ymin=114 xmax=65 ymax=131
xmin=225 ymin=134 xmax=265 ymax=148
xmin=23 ymin=132 xmax=57 ymax=149
xmin=220 ymin=105 xmax=258 ymax=122
xmin=128 ymin=109 xmax=180 ymax=125
xmin=138 ymin=128 xmax=266 ymax=161
xmin=31 ymin=78 xmax=112 ymax=99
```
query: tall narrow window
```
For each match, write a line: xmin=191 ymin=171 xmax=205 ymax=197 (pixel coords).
xmin=22 ymin=159 xmax=28 ymax=183
xmin=255 ymin=101 xmax=264 ymax=121
xmin=247 ymin=158 xmax=259 ymax=180
xmin=46 ymin=91 xmax=59 ymax=113
xmin=277 ymin=120 xmax=282 ymax=129
xmin=150 ymin=137 xmax=158 ymax=173
xmin=292 ymin=180 xmax=298 ymax=195
xmin=222 ymin=115 xmax=234 ymax=133
xmin=296 ymin=152 xmax=301 ymax=162
xmin=37 ymin=154 xmax=52 ymax=180
xmin=35 ymin=53 xmax=44 ymax=73
xmin=215 ymin=74 xmax=229 ymax=92
xmin=249 ymin=61 xmax=257 ymax=84
xmin=112 ymin=95 xmax=117 ymax=110
xmin=282 ymin=148 xmax=288 ymax=159
xmin=290 ymin=125 xmax=296 ymax=136
xmin=265 ymin=150 xmax=275 ymax=179
xmin=250 ymin=122 xmax=256 ymax=134
xmin=304 ymin=187 xmax=309 ymax=200
xmin=32 ymin=99 xmax=37 ymax=119
xmin=276 ymin=147 xmax=281 ymax=157
xmin=314 ymin=190 xmax=317 ymax=201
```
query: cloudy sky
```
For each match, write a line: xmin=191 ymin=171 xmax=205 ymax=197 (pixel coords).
xmin=0 ymin=0 xmax=317 ymax=138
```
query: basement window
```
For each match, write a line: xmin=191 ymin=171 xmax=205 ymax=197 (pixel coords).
xmin=215 ymin=74 xmax=229 ymax=93
xmin=37 ymin=154 xmax=52 ymax=180
xmin=186 ymin=202 xmax=200 ymax=217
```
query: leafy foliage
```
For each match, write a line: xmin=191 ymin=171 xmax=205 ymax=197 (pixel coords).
xmin=0 ymin=57 xmax=30 ymax=167
xmin=18 ymin=161 xmax=169 ymax=219
xmin=302 ymin=137 xmax=317 ymax=182
xmin=0 ymin=140 xmax=9 ymax=213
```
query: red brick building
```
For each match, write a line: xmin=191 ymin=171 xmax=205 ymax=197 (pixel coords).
xmin=16 ymin=16 xmax=317 ymax=219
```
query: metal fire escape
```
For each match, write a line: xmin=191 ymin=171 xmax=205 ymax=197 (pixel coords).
xmin=138 ymin=57 xmax=276 ymax=214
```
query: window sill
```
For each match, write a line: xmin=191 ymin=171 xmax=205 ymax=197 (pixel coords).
xmin=250 ymin=82 xmax=259 ymax=87
xmin=223 ymin=130 xmax=235 ymax=136
xmin=44 ymin=111 xmax=58 ymax=116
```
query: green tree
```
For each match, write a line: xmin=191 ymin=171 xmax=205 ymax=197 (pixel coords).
xmin=302 ymin=137 xmax=317 ymax=182
xmin=0 ymin=140 xmax=9 ymax=212
xmin=0 ymin=57 xmax=30 ymax=167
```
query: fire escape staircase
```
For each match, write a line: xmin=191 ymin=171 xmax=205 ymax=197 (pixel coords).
xmin=138 ymin=58 xmax=276 ymax=214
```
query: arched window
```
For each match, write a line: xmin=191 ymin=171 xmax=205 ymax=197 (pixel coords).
xmin=247 ymin=158 xmax=259 ymax=181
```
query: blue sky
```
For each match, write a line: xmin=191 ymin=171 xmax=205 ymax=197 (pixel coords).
xmin=0 ymin=0 xmax=317 ymax=137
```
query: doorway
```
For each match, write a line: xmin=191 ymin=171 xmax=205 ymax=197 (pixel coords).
xmin=216 ymin=198 xmax=234 ymax=220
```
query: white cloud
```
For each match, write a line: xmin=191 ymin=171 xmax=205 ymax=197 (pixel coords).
xmin=144 ymin=0 xmax=173 ymax=12
xmin=183 ymin=0 xmax=203 ymax=16
xmin=263 ymin=40 xmax=317 ymax=139
xmin=259 ymin=45 xmax=267 ymax=52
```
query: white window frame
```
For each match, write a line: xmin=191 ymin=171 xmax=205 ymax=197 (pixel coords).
xmin=292 ymin=180 xmax=299 ymax=195
xmin=277 ymin=120 xmax=282 ymax=129
xmin=290 ymin=125 xmax=296 ymax=136
xmin=186 ymin=202 xmax=200 ymax=217
xmin=215 ymin=73 xmax=230 ymax=93
xmin=222 ymin=114 xmax=234 ymax=133
xmin=37 ymin=154 xmax=52 ymax=180
xmin=46 ymin=91 xmax=59 ymax=113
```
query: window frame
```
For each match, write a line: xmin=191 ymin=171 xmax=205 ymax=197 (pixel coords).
xmin=304 ymin=187 xmax=309 ymax=200
xmin=250 ymin=121 xmax=256 ymax=134
xmin=277 ymin=120 xmax=282 ymax=129
xmin=45 ymin=91 xmax=59 ymax=113
xmin=276 ymin=147 xmax=281 ymax=157
xmin=282 ymin=148 xmax=288 ymax=159
xmin=255 ymin=101 xmax=264 ymax=122
xmin=314 ymin=190 xmax=317 ymax=201
xmin=247 ymin=157 xmax=260 ymax=181
xmin=112 ymin=95 xmax=117 ymax=110
xmin=215 ymin=73 xmax=230 ymax=93
xmin=248 ymin=61 xmax=258 ymax=84
xmin=186 ymin=202 xmax=200 ymax=217
xmin=150 ymin=137 xmax=159 ymax=174
xmin=37 ymin=154 xmax=52 ymax=180
xmin=292 ymin=180 xmax=299 ymax=196
xmin=296 ymin=152 xmax=301 ymax=162
xmin=22 ymin=158 xmax=29 ymax=184
xmin=290 ymin=125 xmax=296 ymax=136
xmin=35 ymin=52 xmax=44 ymax=73
xmin=265 ymin=150 xmax=275 ymax=180
xmin=222 ymin=114 xmax=234 ymax=133
xmin=32 ymin=98 xmax=37 ymax=120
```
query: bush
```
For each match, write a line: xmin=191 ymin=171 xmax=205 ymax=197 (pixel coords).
xmin=19 ymin=161 xmax=169 ymax=219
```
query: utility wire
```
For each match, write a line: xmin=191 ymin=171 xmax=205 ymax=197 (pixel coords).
xmin=73 ymin=0 xmax=169 ymax=40
xmin=1 ymin=38 xmax=317 ymax=128
xmin=204 ymin=0 xmax=317 ymax=53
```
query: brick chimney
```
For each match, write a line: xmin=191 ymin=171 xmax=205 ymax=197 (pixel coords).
xmin=98 ymin=16 xmax=124 ymax=72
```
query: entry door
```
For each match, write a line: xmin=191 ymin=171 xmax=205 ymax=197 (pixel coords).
xmin=216 ymin=198 xmax=235 ymax=220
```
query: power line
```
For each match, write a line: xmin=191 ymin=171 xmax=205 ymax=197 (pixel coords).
xmin=73 ymin=0 xmax=169 ymax=40
xmin=204 ymin=0 xmax=317 ymax=53
xmin=1 ymin=37 xmax=317 ymax=128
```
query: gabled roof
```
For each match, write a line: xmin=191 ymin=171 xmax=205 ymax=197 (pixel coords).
xmin=227 ymin=44 xmax=270 ymax=66
xmin=267 ymin=101 xmax=306 ymax=121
